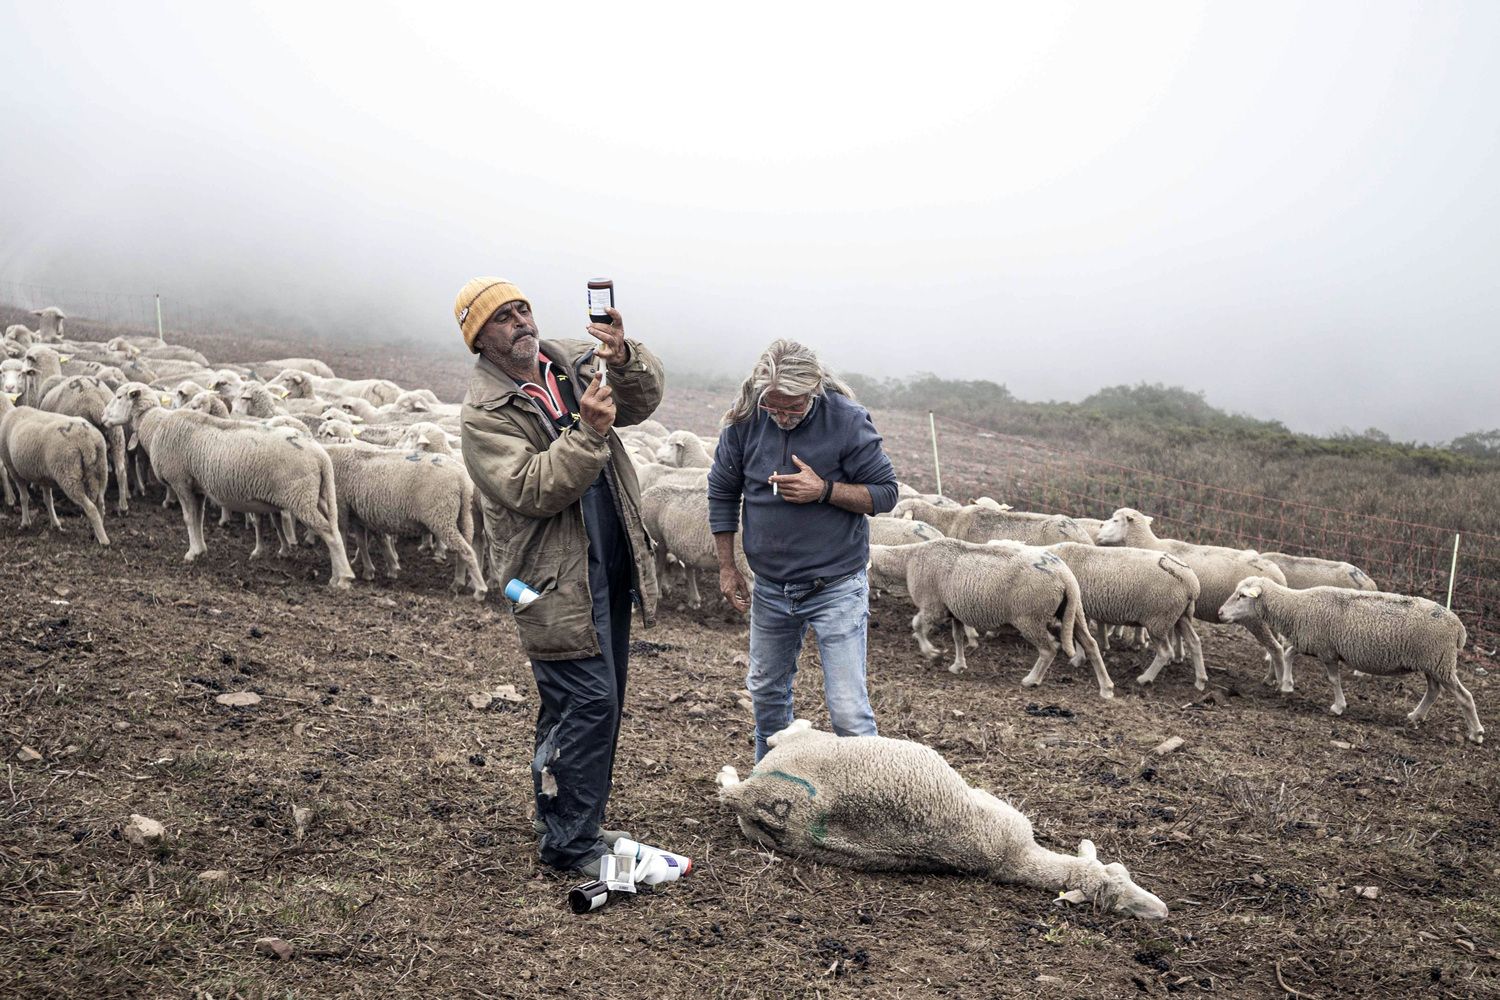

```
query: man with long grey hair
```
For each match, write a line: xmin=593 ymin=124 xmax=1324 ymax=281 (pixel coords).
xmin=708 ymin=339 xmax=899 ymax=760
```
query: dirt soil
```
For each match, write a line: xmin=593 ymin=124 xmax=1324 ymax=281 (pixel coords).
xmin=2 ymin=328 xmax=1498 ymax=999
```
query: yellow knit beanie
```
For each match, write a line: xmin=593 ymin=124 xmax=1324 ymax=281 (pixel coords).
xmin=454 ymin=278 xmax=529 ymax=353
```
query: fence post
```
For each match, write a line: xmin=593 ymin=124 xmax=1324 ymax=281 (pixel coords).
xmin=1447 ymin=533 xmax=1461 ymax=610
xmin=929 ymin=410 xmax=943 ymax=497
xmin=155 ymin=293 xmax=164 ymax=342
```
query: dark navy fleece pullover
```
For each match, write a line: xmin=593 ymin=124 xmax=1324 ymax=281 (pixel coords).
xmin=707 ymin=393 xmax=899 ymax=584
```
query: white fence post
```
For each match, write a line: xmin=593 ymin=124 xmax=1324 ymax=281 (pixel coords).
xmin=155 ymin=293 xmax=164 ymax=343
xmin=929 ymin=411 xmax=943 ymax=497
xmin=1447 ymin=533 xmax=1461 ymax=610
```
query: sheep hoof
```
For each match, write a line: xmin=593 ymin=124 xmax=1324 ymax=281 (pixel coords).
xmin=1020 ymin=676 xmax=1041 ymax=688
xmin=1099 ymin=687 xmax=1115 ymax=700
xmin=1135 ymin=674 xmax=1154 ymax=687
xmin=716 ymin=765 xmax=741 ymax=788
xmin=1193 ymin=678 xmax=1207 ymax=692
xmin=330 ymin=577 xmax=353 ymax=590
xmin=1468 ymin=731 xmax=1485 ymax=745
xmin=1278 ymin=682 xmax=1295 ymax=695
xmin=183 ymin=551 xmax=199 ymax=563
xmin=1329 ymin=703 xmax=1345 ymax=716
xmin=947 ymin=663 xmax=964 ymax=675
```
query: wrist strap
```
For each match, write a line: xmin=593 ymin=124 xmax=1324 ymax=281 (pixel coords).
xmin=819 ymin=480 xmax=834 ymax=504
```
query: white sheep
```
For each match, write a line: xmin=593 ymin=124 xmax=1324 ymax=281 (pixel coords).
xmin=655 ymin=429 xmax=713 ymax=468
xmin=322 ymin=444 xmax=485 ymax=599
xmin=170 ymin=380 xmax=209 ymax=409
xmin=893 ymin=497 xmax=1094 ymax=547
xmin=1220 ymin=577 xmax=1482 ymax=743
xmin=396 ymin=422 xmax=457 ymax=455
xmin=103 ymin=383 xmax=355 ymax=587
xmin=268 ymin=369 xmax=401 ymax=406
xmin=1096 ymin=508 xmax=1293 ymax=689
xmin=31 ymin=307 xmax=66 ymax=341
xmin=38 ymin=375 xmax=131 ymax=514
xmin=207 ymin=370 xmax=244 ymax=409
xmin=635 ymin=461 xmax=709 ymax=492
xmin=641 ymin=481 xmax=749 ymax=608
xmin=1045 ymin=541 xmax=1206 ymax=690
xmin=4 ymin=324 xmax=35 ymax=349
xmin=1260 ymin=552 xmax=1378 ymax=592
xmin=0 ymin=393 xmax=110 ymax=545
xmin=872 ymin=538 xmax=1113 ymax=697
xmin=716 ymin=720 xmax=1168 ymax=918
xmin=181 ymin=390 xmax=230 ymax=417
xmin=244 ymin=358 xmax=337 ymax=381
xmin=868 ymin=515 xmax=944 ymax=548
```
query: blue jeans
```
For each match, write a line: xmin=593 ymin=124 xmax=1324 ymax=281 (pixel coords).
xmin=747 ymin=568 xmax=878 ymax=761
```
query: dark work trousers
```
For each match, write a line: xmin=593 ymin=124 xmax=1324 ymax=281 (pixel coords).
xmin=530 ymin=471 xmax=634 ymax=871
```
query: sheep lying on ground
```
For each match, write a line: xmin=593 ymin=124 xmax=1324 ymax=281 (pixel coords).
xmin=871 ymin=538 xmax=1113 ymax=697
xmin=642 ymin=481 xmax=749 ymax=608
xmin=655 ymin=429 xmax=714 ymax=469
xmin=0 ymin=392 xmax=110 ymax=545
xmin=1260 ymin=552 xmax=1378 ymax=592
xmin=103 ymin=383 xmax=354 ymax=587
xmin=322 ymin=444 xmax=485 ymax=599
xmin=39 ymin=375 xmax=131 ymax=514
xmin=1220 ymin=578 xmax=1482 ymax=742
xmin=894 ymin=498 xmax=1094 ymax=546
xmin=716 ymin=720 xmax=1168 ymax=918
xmin=244 ymin=358 xmax=337 ymax=380
xmin=1046 ymin=542 xmax=1206 ymax=690
xmin=1096 ymin=508 xmax=1292 ymax=689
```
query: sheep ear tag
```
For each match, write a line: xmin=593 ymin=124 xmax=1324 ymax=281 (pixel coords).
xmin=59 ymin=354 xmax=72 ymax=362
xmin=350 ymin=426 xmax=362 ymax=436
xmin=159 ymin=394 xmax=172 ymax=406
xmin=269 ymin=385 xmax=289 ymax=398
xmin=1245 ymin=586 xmax=1262 ymax=598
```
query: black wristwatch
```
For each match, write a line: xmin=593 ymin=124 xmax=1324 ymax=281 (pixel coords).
xmin=819 ymin=480 xmax=834 ymax=504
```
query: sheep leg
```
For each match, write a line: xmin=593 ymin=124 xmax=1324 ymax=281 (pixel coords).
xmin=108 ymin=426 xmax=129 ymax=514
xmin=1177 ymin=617 xmax=1207 ymax=691
xmin=964 ymin=624 xmax=980 ymax=649
xmin=1440 ymin=674 xmax=1484 ymax=744
xmin=1319 ymin=655 xmax=1347 ymax=716
xmin=177 ymin=488 xmax=208 ymax=560
xmin=911 ymin=611 xmax=943 ymax=661
xmin=1407 ymin=674 xmax=1441 ymax=725
xmin=947 ymin=618 xmax=970 ymax=675
xmin=305 ymin=512 xmax=356 ymax=589
xmin=248 ymin=514 xmax=267 ymax=559
xmin=1018 ymin=621 xmax=1061 ymax=688
xmin=379 ymin=534 xmax=401 ymax=579
xmin=43 ymin=488 xmax=63 ymax=531
xmin=1136 ymin=628 xmax=1178 ymax=687
xmin=270 ymin=512 xmax=293 ymax=557
xmin=16 ymin=480 xmax=35 ymax=526
xmin=1245 ymin=621 xmax=1293 ymax=693
xmin=1073 ymin=618 xmax=1114 ymax=699
xmin=354 ymin=525 xmax=377 ymax=581
xmin=684 ymin=567 xmax=703 ymax=609
xmin=439 ymin=530 xmax=487 ymax=601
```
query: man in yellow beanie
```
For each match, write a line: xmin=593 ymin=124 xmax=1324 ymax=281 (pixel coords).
xmin=456 ymin=277 xmax=667 ymax=879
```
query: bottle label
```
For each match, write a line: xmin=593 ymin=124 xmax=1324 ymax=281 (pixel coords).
xmin=588 ymin=286 xmax=613 ymax=315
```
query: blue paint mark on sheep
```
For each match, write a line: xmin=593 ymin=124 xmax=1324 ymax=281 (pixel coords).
xmin=405 ymin=453 xmax=421 ymax=462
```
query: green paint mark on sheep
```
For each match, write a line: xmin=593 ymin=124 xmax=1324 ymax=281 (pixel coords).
xmin=749 ymin=769 xmax=817 ymax=798
xmin=809 ymin=810 xmax=829 ymax=844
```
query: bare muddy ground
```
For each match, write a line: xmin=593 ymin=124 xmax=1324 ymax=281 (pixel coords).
xmin=1 ymin=332 xmax=1496 ymax=998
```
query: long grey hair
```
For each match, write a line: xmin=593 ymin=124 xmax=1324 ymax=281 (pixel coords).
xmin=722 ymin=339 xmax=856 ymax=426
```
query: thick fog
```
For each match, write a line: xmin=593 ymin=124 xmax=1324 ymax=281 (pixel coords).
xmin=2 ymin=3 xmax=1497 ymax=442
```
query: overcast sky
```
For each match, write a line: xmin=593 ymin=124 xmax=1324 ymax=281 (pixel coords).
xmin=2 ymin=2 xmax=1497 ymax=441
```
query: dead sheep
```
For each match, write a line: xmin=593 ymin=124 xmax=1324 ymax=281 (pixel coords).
xmin=0 ymin=392 xmax=110 ymax=545
xmin=1220 ymin=577 xmax=1482 ymax=743
xmin=717 ymin=720 xmax=1167 ymax=918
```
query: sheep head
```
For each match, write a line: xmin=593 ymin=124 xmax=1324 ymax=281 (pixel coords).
xmin=1075 ymin=840 xmax=1169 ymax=920
xmin=103 ymin=382 xmax=162 ymax=428
xmin=1096 ymin=508 xmax=1151 ymax=546
xmin=1217 ymin=578 xmax=1268 ymax=624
